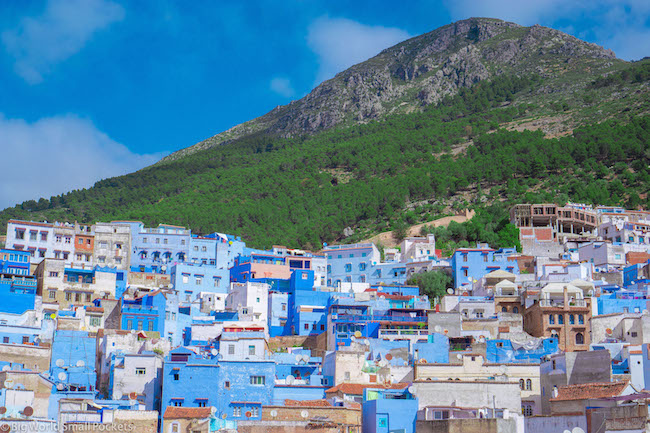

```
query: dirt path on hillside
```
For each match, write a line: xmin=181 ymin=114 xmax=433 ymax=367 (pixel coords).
xmin=360 ymin=209 xmax=475 ymax=248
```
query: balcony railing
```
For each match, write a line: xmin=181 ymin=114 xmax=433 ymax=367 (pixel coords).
xmin=333 ymin=314 xmax=427 ymax=323
xmin=539 ymin=299 xmax=587 ymax=308
xmin=122 ymin=305 xmax=158 ymax=315
xmin=378 ymin=329 xmax=429 ymax=337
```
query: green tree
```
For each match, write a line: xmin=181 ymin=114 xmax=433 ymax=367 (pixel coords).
xmin=407 ymin=270 xmax=452 ymax=305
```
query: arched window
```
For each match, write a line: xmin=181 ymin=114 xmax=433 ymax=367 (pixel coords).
xmin=548 ymin=314 xmax=555 ymax=325
xmin=513 ymin=306 xmax=519 ymax=314
xmin=558 ymin=314 xmax=564 ymax=325
xmin=576 ymin=332 xmax=584 ymax=345
xmin=501 ymin=306 xmax=507 ymax=313
xmin=140 ymin=251 xmax=148 ymax=259
xmin=569 ymin=314 xmax=575 ymax=325
xmin=526 ymin=379 xmax=532 ymax=390
xmin=578 ymin=314 xmax=584 ymax=324
xmin=519 ymin=379 xmax=525 ymax=390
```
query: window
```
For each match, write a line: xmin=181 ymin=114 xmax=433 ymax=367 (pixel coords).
xmin=224 ymin=381 xmax=230 ymax=389
xmin=233 ymin=407 xmax=241 ymax=417
xmin=359 ymin=262 xmax=367 ymax=271
xmin=98 ymin=256 xmax=106 ymax=264
xmin=578 ymin=314 xmax=584 ymax=324
xmin=49 ymin=271 xmax=59 ymax=277
xmin=115 ymin=243 xmax=122 ymax=250
xmin=164 ymin=239 xmax=169 ymax=245
xmin=155 ymin=238 xmax=160 ymax=244
xmin=344 ymin=263 xmax=352 ymax=272
xmin=173 ymin=373 xmax=179 ymax=381
xmin=522 ymin=404 xmax=533 ymax=417
xmin=248 ymin=345 xmax=256 ymax=356
xmin=463 ymin=254 xmax=468 ymax=262
xmin=251 ymin=406 xmax=258 ymax=417
xmin=552 ymin=360 xmax=556 ymax=370
xmin=201 ymin=246 xmax=206 ymax=252
xmin=135 ymin=368 xmax=146 ymax=375
xmin=575 ymin=332 xmax=584 ymax=345
xmin=463 ymin=269 xmax=468 ymax=277
xmin=344 ymin=371 xmax=350 ymax=381
xmin=16 ymin=229 xmax=25 ymax=240
xmin=2 ymin=337 xmax=7 ymax=344
xmin=360 ymin=274 xmax=366 ymax=283
xmin=519 ymin=379 xmax=525 ymax=390
xmin=127 ymin=320 xmax=133 ymax=329
xmin=569 ymin=314 xmax=575 ymax=325
xmin=558 ymin=314 xmax=564 ymax=325
xmin=193 ymin=246 xmax=199 ymax=251
xmin=75 ymin=293 xmax=81 ymax=302
xmin=49 ymin=290 xmax=56 ymax=299
xmin=198 ymin=401 xmax=206 ymax=407
xmin=22 ymin=336 xmax=29 ymax=344
xmin=483 ymin=254 xmax=488 ymax=262
xmin=148 ymin=321 xmax=154 ymax=331
xmin=78 ymin=238 xmax=83 ymax=245
xmin=228 ymin=344 xmax=235 ymax=355
xmin=250 ymin=376 xmax=265 ymax=385
xmin=195 ymin=277 xmax=202 ymax=285
xmin=526 ymin=379 xmax=532 ymax=390
xmin=213 ymin=277 xmax=221 ymax=287
xmin=281 ymin=303 xmax=287 ymax=311
xmin=513 ymin=306 xmax=519 ymax=314
xmin=304 ymin=323 xmax=309 ymax=330
xmin=39 ymin=250 xmax=46 ymax=258
xmin=30 ymin=232 xmax=37 ymax=241
xmin=90 ymin=316 xmax=101 ymax=327
xmin=182 ymin=274 xmax=189 ymax=284
xmin=172 ymin=400 xmax=182 ymax=407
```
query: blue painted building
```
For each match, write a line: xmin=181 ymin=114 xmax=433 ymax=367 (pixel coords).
xmin=47 ymin=330 xmax=97 ymax=419
xmin=486 ymin=338 xmax=559 ymax=364
xmin=362 ymin=387 xmax=418 ymax=433
xmin=451 ymin=247 xmax=518 ymax=289
xmin=325 ymin=243 xmax=411 ymax=286
xmin=597 ymin=291 xmax=650 ymax=315
xmin=171 ymin=263 xmax=229 ymax=303
xmin=0 ymin=274 xmax=36 ymax=315
xmin=161 ymin=346 xmax=275 ymax=420
xmin=413 ymin=333 xmax=450 ymax=363
xmin=0 ymin=249 xmax=31 ymax=276
xmin=115 ymin=221 xmax=191 ymax=274
xmin=121 ymin=289 xmax=183 ymax=345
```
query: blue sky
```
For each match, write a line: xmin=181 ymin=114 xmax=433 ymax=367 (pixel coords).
xmin=1 ymin=0 xmax=650 ymax=209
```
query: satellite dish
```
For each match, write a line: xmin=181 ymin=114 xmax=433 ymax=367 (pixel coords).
xmin=22 ymin=407 xmax=33 ymax=417
xmin=76 ymin=360 xmax=85 ymax=368
xmin=420 ymin=358 xmax=427 ymax=364
xmin=385 ymin=354 xmax=393 ymax=361
xmin=270 ymin=409 xmax=278 ymax=417
xmin=443 ymin=329 xmax=449 ymax=335
xmin=295 ymin=355 xmax=302 ymax=363
xmin=210 ymin=406 xmax=217 ymax=415
xmin=221 ymin=413 xmax=227 ymax=419
xmin=302 ymin=355 xmax=310 ymax=363
xmin=350 ymin=336 xmax=356 ymax=342
xmin=434 ymin=325 xmax=442 ymax=333
xmin=286 ymin=375 xmax=295 ymax=385
xmin=0 ymin=424 xmax=10 ymax=433
xmin=408 ymin=385 xmax=416 ymax=395
xmin=478 ymin=336 xmax=486 ymax=343
xmin=130 ymin=329 xmax=136 ymax=334
xmin=245 ymin=411 xmax=252 ymax=418
xmin=1 ymin=366 xmax=9 ymax=372
xmin=56 ymin=383 xmax=64 ymax=391
xmin=446 ymin=288 xmax=454 ymax=295
xmin=364 ymin=340 xmax=370 ymax=346
xmin=3 ymin=380 xmax=14 ymax=389
xmin=58 ymin=372 xmax=67 ymax=381
xmin=354 ymin=331 xmax=362 ymax=338
xmin=301 ymin=410 xmax=309 ymax=418
xmin=129 ymin=392 xmax=137 ymax=400
xmin=55 ymin=359 xmax=65 ymax=368
xmin=605 ymin=328 xmax=613 ymax=335
xmin=211 ymin=349 xmax=218 ymax=357
xmin=572 ymin=428 xmax=585 ymax=433
xmin=129 ymin=400 xmax=137 ymax=406
xmin=0 ymin=407 xmax=5 ymax=415
xmin=563 ymin=430 xmax=572 ymax=433
xmin=456 ymin=354 xmax=463 ymax=360
xmin=114 ymin=391 xmax=123 ymax=400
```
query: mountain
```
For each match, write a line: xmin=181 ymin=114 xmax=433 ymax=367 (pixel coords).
xmin=160 ymin=18 xmax=617 ymax=163
xmin=2 ymin=18 xmax=650 ymax=250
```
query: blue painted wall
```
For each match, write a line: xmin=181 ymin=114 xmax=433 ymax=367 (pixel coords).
xmin=451 ymin=247 xmax=518 ymax=289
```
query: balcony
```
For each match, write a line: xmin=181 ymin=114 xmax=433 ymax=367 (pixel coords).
xmin=122 ymin=305 xmax=158 ymax=315
xmin=378 ymin=329 xmax=429 ymax=337
xmin=539 ymin=299 xmax=587 ymax=308
xmin=332 ymin=314 xmax=427 ymax=323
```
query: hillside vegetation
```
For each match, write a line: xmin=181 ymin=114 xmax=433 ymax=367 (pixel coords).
xmin=1 ymin=19 xmax=649 ymax=250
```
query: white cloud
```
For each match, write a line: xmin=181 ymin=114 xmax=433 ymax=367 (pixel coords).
xmin=270 ymin=77 xmax=295 ymax=98
xmin=307 ymin=17 xmax=411 ymax=83
xmin=0 ymin=114 xmax=165 ymax=210
xmin=2 ymin=0 xmax=125 ymax=84
xmin=443 ymin=0 xmax=650 ymax=60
